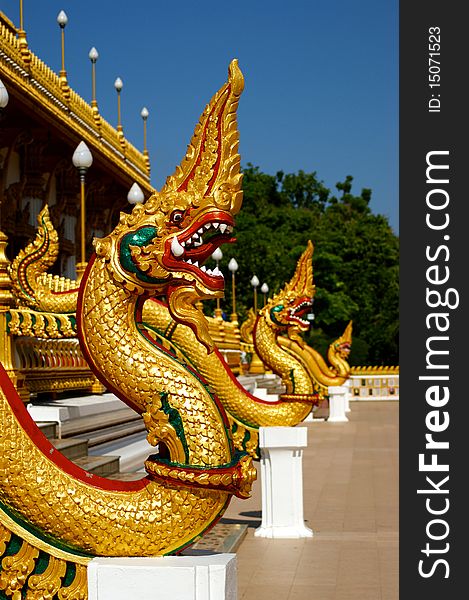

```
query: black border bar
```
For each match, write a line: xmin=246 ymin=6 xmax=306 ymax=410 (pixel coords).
xmin=400 ymin=2 xmax=466 ymax=596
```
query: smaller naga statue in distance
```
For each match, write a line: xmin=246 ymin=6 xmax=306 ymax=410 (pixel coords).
xmin=255 ymin=241 xmax=352 ymax=399
xmin=0 ymin=60 xmax=256 ymax=599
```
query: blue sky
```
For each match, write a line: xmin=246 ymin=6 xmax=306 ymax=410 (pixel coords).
xmin=2 ymin=0 xmax=398 ymax=232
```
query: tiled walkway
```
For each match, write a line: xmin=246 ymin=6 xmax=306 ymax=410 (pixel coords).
xmin=223 ymin=401 xmax=399 ymax=600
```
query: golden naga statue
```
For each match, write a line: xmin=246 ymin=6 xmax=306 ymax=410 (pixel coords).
xmin=0 ymin=60 xmax=256 ymax=598
xmin=253 ymin=241 xmax=320 ymax=396
xmin=253 ymin=241 xmax=353 ymax=397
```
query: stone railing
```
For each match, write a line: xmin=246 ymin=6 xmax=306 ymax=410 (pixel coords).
xmin=2 ymin=306 xmax=103 ymax=400
xmin=14 ymin=336 xmax=97 ymax=396
xmin=349 ymin=365 xmax=399 ymax=401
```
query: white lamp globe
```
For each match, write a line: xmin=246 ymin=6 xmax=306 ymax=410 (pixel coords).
xmin=127 ymin=183 xmax=145 ymax=205
xmin=0 ymin=78 xmax=9 ymax=109
xmin=89 ymin=47 xmax=99 ymax=62
xmin=57 ymin=10 xmax=68 ymax=27
xmin=72 ymin=141 xmax=93 ymax=169
xmin=212 ymin=247 xmax=223 ymax=262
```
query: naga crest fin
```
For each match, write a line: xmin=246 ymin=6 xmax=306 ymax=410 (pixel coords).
xmin=270 ymin=240 xmax=315 ymax=308
xmin=285 ymin=240 xmax=315 ymax=300
xmin=144 ymin=59 xmax=244 ymax=217
xmin=334 ymin=320 xmax=353 ymax=353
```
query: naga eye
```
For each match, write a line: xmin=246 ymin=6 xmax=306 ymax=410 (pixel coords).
xmin=170 ymin=210 xmax=184 ymax=224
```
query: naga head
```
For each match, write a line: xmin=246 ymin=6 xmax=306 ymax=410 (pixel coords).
xmin=95 ymin=60 xmax=244 ymax=351
xmin=261 ymin=241 xmax=315 ymax=339
xmin=332 ymin=320 xmax=353 ymax=359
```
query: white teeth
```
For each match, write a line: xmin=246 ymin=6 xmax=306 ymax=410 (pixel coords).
xmin=171 ymin=236 xmax=185 ymax=257
xmin=181 ymin=241 xmax=186 ymax=247
xmin=213 ymin=266 xmax=222 ymax=277
xmin=193 ymin=232 xmax=200 ymax=240
xmin=227 ymin=225 xmax=233 ymax=233
xmin=194 ymin=261 xmax=199 ymax=268
xmin=193 ymin=239 xmax=203 ymax=247
xmin=186 ymin=259 xmax=193 ymax=265
xmin=213 ymin=222 xmax=220 ymax=229
xmin=219 ymin=224 xmax=227 ymax=234
xmin=206 ymin=268 xmax=213 ymax=276
xmin=198 ymin=228 xmax=204 ymax=235
xmin=201 ymin=265 xmax=207 ymax=272
xmin=204 ymin=223 xmax=211 ymax=230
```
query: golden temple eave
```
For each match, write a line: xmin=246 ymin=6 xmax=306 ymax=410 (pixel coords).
xmin=0 ymin=14 xmax=154 ymax=195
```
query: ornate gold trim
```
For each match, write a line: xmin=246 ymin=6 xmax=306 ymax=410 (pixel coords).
xmin=57 ymin=564 xmax=87 ymax=600
xmin=8 ymin=309 xmax=76 ymax=338
xmin=351 ymin=365 xmax=399 ymax=375
xmin=0 ymin=537 xmax=39 ymax=597
xmin=27 ymin=555 xmax=68 ymax=600
xmin=145 ymin=454 xmax=256 ymax=500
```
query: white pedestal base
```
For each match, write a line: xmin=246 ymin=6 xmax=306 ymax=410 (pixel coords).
xmin=327 ymin=386 xmax=349 ymax=422
xmin=344 ymin=379 xmax=352 ymax=413
xmin=344 ymin=396 xmax=351 ymax=413
xmin=255 ymin=427 xmax=313 ymax=539
xmin=87 ymin=554 xmax=237 ymax=600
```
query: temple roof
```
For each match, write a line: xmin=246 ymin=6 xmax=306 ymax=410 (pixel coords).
xmin=0 ymin=11 xmax=153 ymax=195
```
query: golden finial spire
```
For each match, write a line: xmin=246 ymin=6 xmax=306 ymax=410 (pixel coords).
xmin=159 ymin=59 xmax=244 ymax=215
xmin=271 ymin=240 xmax=315 ymax=305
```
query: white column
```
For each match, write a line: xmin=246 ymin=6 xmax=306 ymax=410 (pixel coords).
xmin=344 ymin=379 xmax=352 ymax=413
xmin=327 ymin=385 xmax=349 ymax=422
xmin=87 ymin=554 xmax=237 ymax=600
xmin=255 ymin=426 xmax=313 ymax=539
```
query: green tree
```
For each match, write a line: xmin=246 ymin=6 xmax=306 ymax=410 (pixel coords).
xmin=211 ymin=166 xmax=398 ymax=366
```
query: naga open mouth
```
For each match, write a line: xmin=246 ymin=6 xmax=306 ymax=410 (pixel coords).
xmin=338 ymin=342 xmax=352 ymax=356
xmin=164 ymin=211 xmax=236 ymax=290
xmin=289 ymin=299 xmax=314 ymax=328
